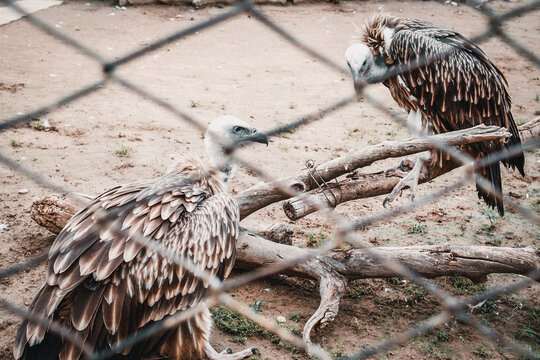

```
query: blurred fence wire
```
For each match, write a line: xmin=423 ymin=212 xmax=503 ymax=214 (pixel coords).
xmin=0 ymin=0 xmax=539 ymax=359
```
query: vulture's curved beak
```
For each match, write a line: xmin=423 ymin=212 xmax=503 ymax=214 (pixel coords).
xmin=248 ymin=128 xmax=269 ymax=146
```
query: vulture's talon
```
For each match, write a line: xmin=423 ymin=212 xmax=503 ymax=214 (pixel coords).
xmin=219 ymin=347 xmax=232 ymax=355
xmin=399 ymin=161 xmax=408 ymax=172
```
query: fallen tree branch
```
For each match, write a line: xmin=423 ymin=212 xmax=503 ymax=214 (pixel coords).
xmin=28 ymin=203 xmax=540 ymax=342
xmin=283 ymin=121 xmax=538 ymax=220
xmin=237 ymin=124 xmax=515 ymax=218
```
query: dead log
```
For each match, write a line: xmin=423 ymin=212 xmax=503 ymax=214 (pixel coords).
xmin=283 ymin=121 xmax=538 ymax=220
xmin=237 ymin=124 xmax=514 ymax=218
xmin=26 ymin=203 xmax=540 ymax=342
xmin=32 ymin=204 xmax=538 ymax=281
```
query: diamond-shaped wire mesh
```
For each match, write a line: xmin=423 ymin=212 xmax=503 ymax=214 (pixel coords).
xmin=0 ymin=0 xmax=539 ymax=359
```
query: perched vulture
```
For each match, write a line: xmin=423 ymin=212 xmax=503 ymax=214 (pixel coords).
xmin=14 ymin=115 xmax=269 ymax=360
xmin=345 ymin=14 xmax=525 ymax=215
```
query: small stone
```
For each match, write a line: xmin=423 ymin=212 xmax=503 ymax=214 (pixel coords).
xmin=18 ymin=189 xmax=29 ymax=194
xmin=276 ymin=316 xmax=286 ymax=323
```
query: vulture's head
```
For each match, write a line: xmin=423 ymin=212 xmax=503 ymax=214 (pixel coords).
xmin=345 ymin=43 xmax=388 ymax=94
xmin=205 ymin=115 xmax=269 ymax=181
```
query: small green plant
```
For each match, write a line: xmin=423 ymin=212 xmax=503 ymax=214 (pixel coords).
xmin=33 ymin=121 xmax=43 ymax=131
xmin=516 ymin=118 xmax=528 ymax=126
xmin=305 ymin=230 xmax=329 ymax=247
xmin=535 ymin=93 xmax=539 ymax=102
xmin=330 ymin=151 xmax=340 ymax=160
xmin=385 ymin=129 xmax=396 ymax=140
xmin=473 ymin=345 xmax=491 ymax=358
xmin=434 ymin=330 xmax=450 ymax=343
xmin=421 ymin=343 xmax=444 ymax=358
xmin=288 ymin=312 xmax=299 ymax=322
xmin=288 ymin=101 xmax=296 ymax=109
xmin=449 ymin=276 xmax=486 ymax=294
xmin=190 ymin=99 xmax=199 ymax=108
xmin=407 ymin=222 xmax=426 ymax=235
xmin=405 ymin=285 xmax=426 ymax=300
xmin=115 ymin=145 xmax=131 ymax=158
xmin=479 ymin=205 xmax=498 ymax=229
xmin=532 ymin=197 xmax=540 ymax=213
xmin=232 ymin=335 xmax=246 ymax=345
xmin=330 ymin=348 xmax=347 ymax=357
xmin=217 ymin=2 xmax=224 ymax=8
xmin=210 ymin=305 xmax=264 ymax=337
xmin=485 ymin=237 xmax=502 ymax=246
xmin=250 ymin=300 xmax=263 ymax=314
xmin=10 ymin=139 xmax=21 ymax=147
xmin=476 ymin=300 xmax=499 ymax=323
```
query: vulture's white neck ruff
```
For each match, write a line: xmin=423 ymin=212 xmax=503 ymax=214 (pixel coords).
xmin=205 ymin=133 xmax=235 ymax=183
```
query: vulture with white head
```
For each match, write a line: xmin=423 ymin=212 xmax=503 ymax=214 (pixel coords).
xmin=345 ymin=14 xmax=525 ymax=215
xmin=14 ymin=115 xmax=268 ymax=360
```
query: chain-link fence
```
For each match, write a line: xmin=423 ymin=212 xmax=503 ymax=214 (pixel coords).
xmin=0 ymin=0 xmax=539 ymax=359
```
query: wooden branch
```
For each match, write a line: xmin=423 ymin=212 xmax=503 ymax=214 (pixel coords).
xmin=237 ymin=124 xmax=513 ymax=218
xmin=234 ymin=231 xmax=539 ymax=282
xmin=34 ymin=201 xmax=538 ymax=281
xmin=28 ymin=202 xmax=540 ymax=343
xmin=26 ymin=121 xmax=539 ymax=345
xmin=235 ymin=231 xmax=539 ymax=343
xmin=283 ymin=122 xmax=538 ymax=220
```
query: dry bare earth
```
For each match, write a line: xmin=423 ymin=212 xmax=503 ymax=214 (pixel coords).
xmin=0 ymin=0 xmax=539 ymax=359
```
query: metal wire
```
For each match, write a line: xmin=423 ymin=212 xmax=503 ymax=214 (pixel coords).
xmin=0 ymin=0 xmax=539 ymax=359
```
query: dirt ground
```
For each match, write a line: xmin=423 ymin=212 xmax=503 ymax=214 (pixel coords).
xmin=0 ymin=0 xmax=539 ymax=359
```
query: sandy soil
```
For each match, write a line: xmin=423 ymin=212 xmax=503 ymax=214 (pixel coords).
xmin=0 ymin=0 xmax=539 ymax=358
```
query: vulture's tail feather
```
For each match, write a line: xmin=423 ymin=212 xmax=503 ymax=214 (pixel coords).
xmin=475 ymin=154 xmax=504 ymax=216
xmin=503 ymin=112 xmax=525 ymax=177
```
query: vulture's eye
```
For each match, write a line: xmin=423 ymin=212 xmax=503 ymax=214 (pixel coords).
xmin=360 ymin=60 xmax=368 ymax=72
xmin=233 ymin=126 xmax=243 ymax=134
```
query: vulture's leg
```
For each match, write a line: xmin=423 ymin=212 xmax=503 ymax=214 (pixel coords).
xmin=205 ymin=343 xmax=259 ymax=360
xmin=383 ymin=151 xmax=430 ymax=206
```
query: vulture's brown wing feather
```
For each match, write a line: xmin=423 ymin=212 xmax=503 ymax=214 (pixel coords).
xmin=387 ymin=20 xmax=524 ymax=214
xmin=15 ymin=164 xmax=238 ymax=360
xmin=389 ymin=20 xmax=524 ymax=171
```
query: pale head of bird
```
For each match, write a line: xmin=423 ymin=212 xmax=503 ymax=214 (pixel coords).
xmin=204 ymin=115 xmax=269 ymax=182
xmin=345 ymin=43 xmax=389 ymax=94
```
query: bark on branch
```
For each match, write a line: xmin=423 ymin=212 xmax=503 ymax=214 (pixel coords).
xmin=282 ymin=121 xmax=538 ymax=220
xmin=237 ymin=124 xmax=519 ymax=219
xmin=27 ymin=204 xmax=540 ymax=342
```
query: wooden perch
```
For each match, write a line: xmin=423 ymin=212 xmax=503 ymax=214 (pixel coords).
xmin=283 ymin=121 xmax=539 ymax=220
xmin=27 ymin=122 xmax=540 ymax=347
xmin=237 ymin=124 xmax=517 ymax=218
xmin=29 ymin=197 xmax=540 ymax=343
